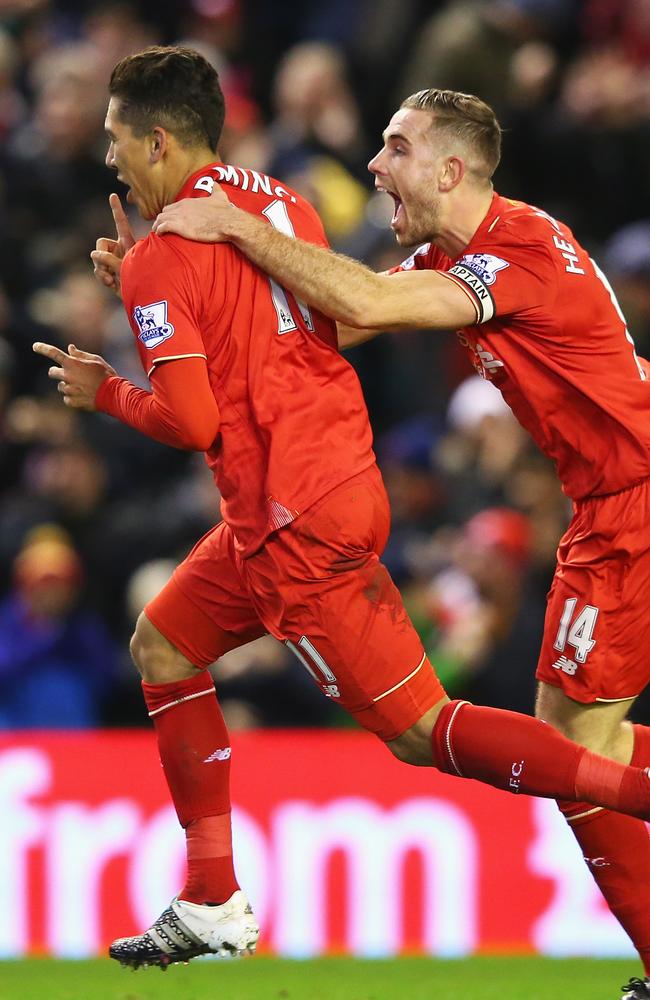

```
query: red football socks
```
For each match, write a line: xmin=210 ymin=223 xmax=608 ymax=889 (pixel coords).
xmin=431 ymin=701 xmax=650 ymax=819
xmin=561 ymin=801 xmax=650 ymax=973
xmin=558 ymin=723 xmax=650 ymax=976
xmin=633 ymin=723 xmax=650 ymax=767
xmin=142 ymin=671 xmax=239 ymax=905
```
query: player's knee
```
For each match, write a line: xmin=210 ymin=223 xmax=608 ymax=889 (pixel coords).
xmin=386 ymin=702 xmax=446 ymax=767
xmin=129 ymin=616 xmax=147 ymax=675
xmin=386 ymin=736 xmax=426 ymax=766
xmin=130 ymin=612 xmax=196 ymax=683
xmin=535 ymin=683 xmax=629 ymax=758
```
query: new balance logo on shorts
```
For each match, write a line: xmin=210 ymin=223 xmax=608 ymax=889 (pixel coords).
xmin=552 ymin=654 xmax=578 ymax=676
xmin=203 ymin=747 xmax=232 ymax=763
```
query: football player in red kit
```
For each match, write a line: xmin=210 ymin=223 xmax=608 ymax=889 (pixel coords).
xmin=152 ymin=86 xmax=650 ymax=998
xmin=38 ymin=56 xmax=650 ymax=988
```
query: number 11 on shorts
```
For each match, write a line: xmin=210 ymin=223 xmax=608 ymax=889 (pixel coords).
xmin=553 ymin=597 xmax=599 ymax=664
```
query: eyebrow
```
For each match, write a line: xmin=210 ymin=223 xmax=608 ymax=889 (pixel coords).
xmin=105 ymin=127 xmax=116 ymax=140
xmin=382 ymin=130 xmax=411 ymax=145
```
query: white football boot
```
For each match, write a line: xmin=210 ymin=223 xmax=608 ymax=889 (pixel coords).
xmin=621 ymin=977 xmax=650 ymax=998
xmin=109 ymin=890 xmax=259 ymax=969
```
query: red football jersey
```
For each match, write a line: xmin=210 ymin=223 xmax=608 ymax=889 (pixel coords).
xmin=394 ymin=193 xmax=650 ymax=499
xmin=120 ymin=162 xmax=375 ymax=555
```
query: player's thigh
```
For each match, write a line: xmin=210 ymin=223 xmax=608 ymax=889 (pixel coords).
xmin=535 ymin=680 xmax=634 ymax=762
xmin=130 ymin=611 xmax=198 ymax=683
xmin=536 ymin=483 xmax=650 ymax=707
xmin=246 ymin=472 xmax=445 ymax=742
xmin=283 ymin=554 xmax=445 ymax=741
xmin=145 ymin=521 xmax=265 ymax=669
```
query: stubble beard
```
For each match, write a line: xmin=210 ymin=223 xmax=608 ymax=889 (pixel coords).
xmin=395 ymin=194 xmax=441 ymax=248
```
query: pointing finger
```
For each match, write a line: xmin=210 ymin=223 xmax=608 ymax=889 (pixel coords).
xmin=109 ymin=193 xmax=135 ymax=251
xmin=33 ymin=342 xmax=69 ymax=364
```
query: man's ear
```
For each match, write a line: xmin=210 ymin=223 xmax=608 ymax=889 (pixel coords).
xmin=150 ymin=127 xmax=168 ymax=164
xmin=439 ymin=155 xmax=465 ymax=192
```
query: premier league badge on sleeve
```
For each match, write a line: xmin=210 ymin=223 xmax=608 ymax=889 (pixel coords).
xmin=456 ymin=254 xmax=509 ymax=285
xmin=133 ymin=301 xmax=175 ymax=349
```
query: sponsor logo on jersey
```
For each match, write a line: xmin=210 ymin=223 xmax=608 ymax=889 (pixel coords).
xmin=133 ymin=300 xmax=175 ymax=349
xmin=400 ymin=243 xmax=431 ymax=271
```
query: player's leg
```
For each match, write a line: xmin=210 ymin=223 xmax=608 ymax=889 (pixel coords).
xmin=131 ymin=610 xmax=239 ymax=908
xmin=243 ymin=467 xmax=650 ymax=819
xmin=111 ymin=522 xmax=264 ymax=968
xmin=536 ymin=684 xmax=650 ymax=980
xmin=386 ymin=695 xmax=650 ymax=821
xmin=534 ymin=479 xmax=650 ymax=994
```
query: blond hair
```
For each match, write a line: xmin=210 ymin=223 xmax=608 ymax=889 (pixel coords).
xmin=401 ymin=89 xmax=501 ymax=180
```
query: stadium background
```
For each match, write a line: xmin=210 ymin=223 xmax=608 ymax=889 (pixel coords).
xmin=0 ymin=0 xmax=649 ymax=968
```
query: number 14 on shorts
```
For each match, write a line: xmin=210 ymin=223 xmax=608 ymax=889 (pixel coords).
xmin=553 ymin=597 xmax=599 ymax=672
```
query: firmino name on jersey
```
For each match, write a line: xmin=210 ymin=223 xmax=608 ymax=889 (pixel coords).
xmin=195 ymin=165 xmax=297 ymax=203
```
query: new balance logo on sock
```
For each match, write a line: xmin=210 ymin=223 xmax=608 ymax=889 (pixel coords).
xmin=203 ymin=748 xmax=231 ymax=763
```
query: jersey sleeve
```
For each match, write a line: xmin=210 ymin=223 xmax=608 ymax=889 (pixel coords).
xmin=389 ymin=243 xmax=447 ymax=274
xmin=444 ymin=239 xmax=557 ymax=324
xmin=121 ymin=234 xmax=207 ymax=377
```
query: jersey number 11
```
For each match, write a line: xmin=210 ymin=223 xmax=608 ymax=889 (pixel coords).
xmin=262 ymin=200 xmax=315 ymax=335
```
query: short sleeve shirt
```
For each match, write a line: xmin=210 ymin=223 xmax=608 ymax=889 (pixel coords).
xmin=394 ymin=194 xmax=650 ymax=499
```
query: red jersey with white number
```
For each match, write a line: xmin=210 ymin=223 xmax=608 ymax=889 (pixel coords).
xmin=395 ymin=193 xmax=650 ymax=499
xmin=120 ymin=162 xmax=375 ymax=556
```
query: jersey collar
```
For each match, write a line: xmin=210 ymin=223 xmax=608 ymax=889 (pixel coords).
xmin=464 ymin=191 xmax=507 ymax=250
xmin=173 ymin=161 xmax=224 ymax=203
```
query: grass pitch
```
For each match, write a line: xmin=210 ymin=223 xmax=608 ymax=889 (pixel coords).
xmin=0 ymin=957 xmax=639 ymax=1000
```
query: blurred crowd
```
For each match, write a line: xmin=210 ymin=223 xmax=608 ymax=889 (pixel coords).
xmin=1 ymin=0 xmax=650 ymax=730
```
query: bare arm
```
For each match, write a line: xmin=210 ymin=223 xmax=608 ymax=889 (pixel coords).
xmin=336 ymin=323 xmax=382 ymax=350
xmin=152 ymin=187 xmax=478 ymax=331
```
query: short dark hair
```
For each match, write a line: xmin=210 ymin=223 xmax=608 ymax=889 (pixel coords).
xmin=401 ymin=89 xmax=501 ymax=180
xmin=109 ymin=46 xmax=224 ymax=152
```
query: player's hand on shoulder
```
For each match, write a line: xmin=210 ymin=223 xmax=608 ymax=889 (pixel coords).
xmin=90 ymin=194 xmax=135 ymax=298
xmin=152 ymin=182 xmax=235 ymax=242
xmin=32 ymin=342 xmax=117 ymax=411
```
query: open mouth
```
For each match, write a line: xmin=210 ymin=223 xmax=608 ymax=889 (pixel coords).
xmin=389 ymin=192 xmax=404 ymax=227
xmin=377 ymin=185 xmax=403 ymax=227
xmin=117 ymin=175 xmax=133 ymax=204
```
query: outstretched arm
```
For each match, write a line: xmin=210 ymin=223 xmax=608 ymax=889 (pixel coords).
xmin=152 ymin=187 xmax=477 ymax=331
xmin=32 ymin=343 xmax=219 ymax=451
xmin=336 ymin=323 xmax=383 ymax=350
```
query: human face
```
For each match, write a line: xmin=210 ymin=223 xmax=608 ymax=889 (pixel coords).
xmin=368 ymin=108 xmax=444 ymax=247
xmin=104 ymin=97 xmax=163 ymax=220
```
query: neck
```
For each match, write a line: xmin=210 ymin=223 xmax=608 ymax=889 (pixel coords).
xmin=165 ymin=147 xmax=217 ymax=206
xmin=434 ymin=184 xmax=495 ymax=258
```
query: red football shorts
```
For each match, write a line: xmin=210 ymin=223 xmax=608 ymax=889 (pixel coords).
xmin=145 ymin=466 xmax=444 ymax=740
xmin=536 ymin=477 xmax=650 ymax=703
